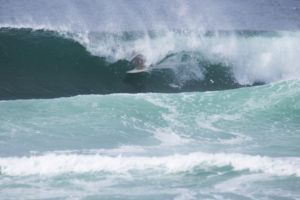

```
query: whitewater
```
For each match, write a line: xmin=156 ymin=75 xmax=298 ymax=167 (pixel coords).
xmin=0 ymin=0 xmax=300 ymax=199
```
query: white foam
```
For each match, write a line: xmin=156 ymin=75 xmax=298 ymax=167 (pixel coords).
xmin=2 ymin=23 xmax=300 ymax=85
xmin=195 ymin=114 xmax=252 ymax=144
xmin=0 ymin=23 xmax=71 ymax=33
xmin=153 ymin=127 xmax=190 ymax=146
xmin=1 ymin=152 xmax=299 ymax=177
xmin=73 ymin=30 xmax=300 ymax=85
xmin=141 ymin=95 xmax=192 ymax=146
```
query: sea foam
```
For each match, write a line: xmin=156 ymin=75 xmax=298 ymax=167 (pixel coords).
xmin=0 ymin=152 xmax=299 ymax=177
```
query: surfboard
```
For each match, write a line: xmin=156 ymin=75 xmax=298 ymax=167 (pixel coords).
xmin=126 ymin=67 xmax=150 ymax=73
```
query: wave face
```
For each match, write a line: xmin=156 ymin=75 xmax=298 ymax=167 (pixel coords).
xmin=1 ymin=1 xmax=300 ymax=199
xmin=0 ymin=80 xmax=300 ymax=199
xmin=1 ymin=28 xmax=300 ymax=99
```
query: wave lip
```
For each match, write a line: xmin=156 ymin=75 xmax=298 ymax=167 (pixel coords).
xmin=2 ymin=27 xmax=300 ymax=99
xmin=1 ymin=152 xmax=299 ymax=177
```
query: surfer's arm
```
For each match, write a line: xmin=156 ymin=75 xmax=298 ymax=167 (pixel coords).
xmin=127 ymin=55 xmax=145 ymax=69
xmin=127 ymin=56 xmax=137 ymax=66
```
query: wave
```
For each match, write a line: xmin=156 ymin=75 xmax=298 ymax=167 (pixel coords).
xmin=1 ymin=152 xmax=299 ymax=176
xmin=1 ymin=27 xmax=300 ymax=99
xmin=1 ymin=80 xmax=299 ymax=157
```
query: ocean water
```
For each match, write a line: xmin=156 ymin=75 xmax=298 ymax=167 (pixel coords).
xmin=0 ymin=0 xmax=300 ymax=199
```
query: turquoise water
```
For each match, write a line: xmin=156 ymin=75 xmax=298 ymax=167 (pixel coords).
xmin=1 ymin=80 xmax=299 ymax=199
xmin=1 ymin=0 xmax=300 ymax=199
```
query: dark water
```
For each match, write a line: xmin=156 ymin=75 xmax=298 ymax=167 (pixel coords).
xmin=0 ymin=28 xmax=246 ymax=100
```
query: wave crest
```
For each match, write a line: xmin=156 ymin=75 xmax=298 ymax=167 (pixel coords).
xmin=1 ymin=152 xmax=299 ymax=176
xmin=1 ymin=27 xmax=300 ymax=99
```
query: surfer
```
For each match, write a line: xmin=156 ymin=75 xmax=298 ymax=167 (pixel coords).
xmin=127 ymin=54 xmax=145 ymax=70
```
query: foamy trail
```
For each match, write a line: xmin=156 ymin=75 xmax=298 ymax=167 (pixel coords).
xmin=1 ymin=152 xmax=299 ymax=177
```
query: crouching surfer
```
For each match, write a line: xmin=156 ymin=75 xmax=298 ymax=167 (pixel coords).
xmin=127 ymin=53 xmax=146 ymax=70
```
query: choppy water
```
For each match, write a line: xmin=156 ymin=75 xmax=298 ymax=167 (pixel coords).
xmin=0 ymin=0 xmax=300 ymax=199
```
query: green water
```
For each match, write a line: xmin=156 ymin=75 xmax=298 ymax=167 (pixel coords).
xmin=0 ymin=80 xmax=299 ymax=199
